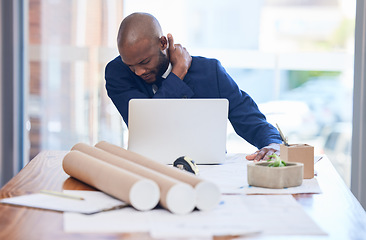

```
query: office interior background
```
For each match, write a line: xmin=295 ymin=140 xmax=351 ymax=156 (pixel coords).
xmin=1 ymin=0 xmax=366 ymax=209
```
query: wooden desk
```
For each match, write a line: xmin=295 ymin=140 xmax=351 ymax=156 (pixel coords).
xmin=0 ymin=151 xmax=366 ymax=240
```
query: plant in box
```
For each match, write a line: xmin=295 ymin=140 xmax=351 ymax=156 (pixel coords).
xmin=267 ymin=153 xmax=286 ymax=167
xmin=247 ymin=154 xmax=303 ymax=189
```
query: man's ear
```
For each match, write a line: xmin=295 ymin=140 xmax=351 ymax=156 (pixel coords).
xmin=159 ymin=36 xmax=168 ymax=50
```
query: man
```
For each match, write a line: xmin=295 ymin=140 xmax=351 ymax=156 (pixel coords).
xmin=105 ymin=12 xmax=282 ymax=161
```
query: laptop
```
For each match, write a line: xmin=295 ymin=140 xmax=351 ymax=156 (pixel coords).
xmin=127 ymin=99 xmax=229 ymax=164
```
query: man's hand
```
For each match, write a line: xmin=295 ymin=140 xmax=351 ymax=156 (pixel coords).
xmin=245 ymin=143 xmax=280 ymax=161
xmin=167 ymin=33 xmax=192 ymax=80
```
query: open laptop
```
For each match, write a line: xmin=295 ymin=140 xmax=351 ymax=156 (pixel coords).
xmin=127 ymin=99 xmax=229 ymax=164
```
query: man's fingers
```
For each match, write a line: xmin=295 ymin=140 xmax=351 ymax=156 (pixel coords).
xmin=245 ymin=152 xmax=258 ymax=160
xmin=245 ymin=144 xmax=280 ymax=161
xmin=167 ymin=33 xmax=174 ymax=50
xmin=263 ymin=149 xmax=275 ymax=160
xmin=254 ymin=150 xmax=267 ymax=161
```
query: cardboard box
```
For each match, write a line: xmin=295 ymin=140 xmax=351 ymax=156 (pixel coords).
xmin=280 ymin=144 xmax=314 ymax=179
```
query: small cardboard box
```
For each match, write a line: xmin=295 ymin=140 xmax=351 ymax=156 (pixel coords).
xmin=280 ymin=144 xmax=314 ymax=179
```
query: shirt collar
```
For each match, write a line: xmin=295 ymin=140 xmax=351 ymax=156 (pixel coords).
xmin=161 ymin=63 xmax=172 ymax=79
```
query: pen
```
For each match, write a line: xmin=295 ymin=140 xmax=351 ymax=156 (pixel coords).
xmin=40 ymin=190 xmax=85 ymax=200
xmin=276 ymin=123 xmax=289 ymax=146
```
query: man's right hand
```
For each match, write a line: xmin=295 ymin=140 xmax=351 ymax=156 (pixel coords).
xmin=167 ymin=33 xmax=192 ymax=80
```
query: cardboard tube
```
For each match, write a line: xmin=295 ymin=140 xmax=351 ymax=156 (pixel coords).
xmin=62 ymin=150 xmax=160 ymax=211
xmin=71 ymin=143 xmax=196 ymax=215
xmin=95 ymin=141 xmax=221 ymax=211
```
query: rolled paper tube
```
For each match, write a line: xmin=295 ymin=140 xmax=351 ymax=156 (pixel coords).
xmin=62 ymin=150 xmax=160 ymax=211
xmin=95 ymin=141 xmax=221 ymax=211
xmin=71 ymin=143 xmax=196 ymax=215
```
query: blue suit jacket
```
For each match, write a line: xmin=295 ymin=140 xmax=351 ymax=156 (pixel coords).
xmin=105 ymin=55 xmax=282 ymax=149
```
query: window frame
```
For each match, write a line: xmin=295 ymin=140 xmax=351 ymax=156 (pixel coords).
xmin=351 ymin=0 xmax=366 ymax=210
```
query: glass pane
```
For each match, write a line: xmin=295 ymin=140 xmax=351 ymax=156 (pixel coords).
xmin=122 ymin=0 xmax=355 ymax=186
xmin=28 ymin=0 xmax=125 ymax=159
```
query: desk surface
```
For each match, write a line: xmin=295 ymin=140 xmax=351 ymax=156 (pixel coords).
xmin=0 ymin=151 xmax=366 ymax=240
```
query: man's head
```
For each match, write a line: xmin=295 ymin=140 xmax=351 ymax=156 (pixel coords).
xmin=117 ymin=12 xmax=169 ymax=84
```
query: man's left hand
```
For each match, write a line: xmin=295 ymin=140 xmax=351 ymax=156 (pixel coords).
xmin=167 ymin=33 xmax=192 ymax=80
xmin=245 ymin=143 xmax=280 ymax=161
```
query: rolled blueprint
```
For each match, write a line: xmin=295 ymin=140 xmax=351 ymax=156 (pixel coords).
xmin=62 ymin=150 xmax=160 ymax=211
xmin=95 ymin=141 xmax=221 ymax=211
xmin=72 ymin=143 xmax=196 ymax=215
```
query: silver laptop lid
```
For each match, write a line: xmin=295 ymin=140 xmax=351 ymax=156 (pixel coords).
xmin=127 ymin=99 xmax=228 ymax=164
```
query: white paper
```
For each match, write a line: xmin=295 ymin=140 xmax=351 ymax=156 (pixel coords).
xmin=236 ymin=195 xmax=326 ymax=236
xmin=64 ymin=195 xmax=326 ymax=237
xmin=149 ymin=198 xmax=261 ymax=238
xmin=150 ymin=195 xmax=326 ymax=237
xmin=198 ymin=155 xmax=322 ymax=194
xmin=0 ymin=190 xmax=127 ymax=214
xmin=244 ymin=177 xmax=322 ymax=194
xmin=64 ymin=207 xmax=150 ymax=232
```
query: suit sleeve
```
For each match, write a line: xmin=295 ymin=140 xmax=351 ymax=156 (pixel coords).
xmin=105 ymin=58 xmax=193 ymax=125
xmin=215 ymin=60 xmax=282 ymax=149
xmin=156 ymin=73 xmax=194 ymax=99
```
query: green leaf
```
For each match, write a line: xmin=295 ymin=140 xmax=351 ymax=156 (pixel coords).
xmin=266 ymin=153 xmax=286 ymax=167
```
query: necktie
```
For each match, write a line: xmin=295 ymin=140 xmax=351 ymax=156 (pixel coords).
xmin=152 ymin=84 xmax=158 ymax=94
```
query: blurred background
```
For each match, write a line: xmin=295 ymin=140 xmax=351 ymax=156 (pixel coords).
xmin=27 ymin=0 xmax=355 ymax=186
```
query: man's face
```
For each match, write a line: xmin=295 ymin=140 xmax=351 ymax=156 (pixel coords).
xmin=120 ymin=38 xmax=169 ymax=84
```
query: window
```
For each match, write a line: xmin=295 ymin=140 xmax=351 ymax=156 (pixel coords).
xmin=28 ymin=0 xmax=125 ymax=159
xmin=28 ymin=0 xmax=356 ymax=186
